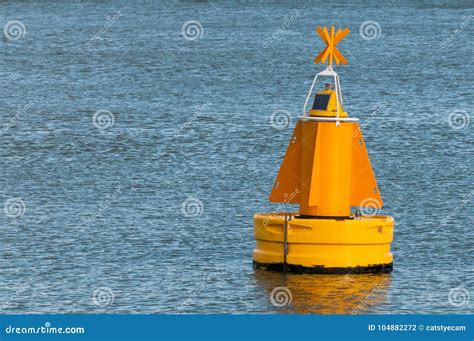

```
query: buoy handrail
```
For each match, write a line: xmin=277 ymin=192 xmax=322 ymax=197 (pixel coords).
xmin=283 ymin=213 xmax=289 ymax=272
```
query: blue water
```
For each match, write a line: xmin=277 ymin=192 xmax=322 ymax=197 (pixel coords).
xmin=0 ymin=1 xmax=472 ymax=314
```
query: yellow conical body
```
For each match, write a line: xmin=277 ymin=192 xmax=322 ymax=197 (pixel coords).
xmin=269 ymin=89 xmax=382 ymax=217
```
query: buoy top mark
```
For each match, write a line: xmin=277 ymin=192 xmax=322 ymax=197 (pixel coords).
xmin=314 ymin=26 xmax=350 ymax=66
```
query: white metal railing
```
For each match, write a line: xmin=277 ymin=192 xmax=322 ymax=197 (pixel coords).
xmin=301 ymin=65 xmax=358 ymax=126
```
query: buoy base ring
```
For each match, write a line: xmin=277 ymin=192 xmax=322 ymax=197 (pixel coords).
xmin=253 ymin=261 xmax=393 ymax=274
xmin=253 ymin=212 xmax=394 ymax=274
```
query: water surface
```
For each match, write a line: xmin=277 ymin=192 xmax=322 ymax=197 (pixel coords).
xmin=0 ymin=0 xmax=472 ymax=313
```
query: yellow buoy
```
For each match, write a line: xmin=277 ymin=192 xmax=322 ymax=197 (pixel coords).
xmin=253 ymin=26 xmax=394 ymax=273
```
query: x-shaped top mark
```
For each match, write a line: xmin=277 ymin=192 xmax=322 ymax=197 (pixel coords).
xmin=314 ymin=26 xmax=350 ymax=66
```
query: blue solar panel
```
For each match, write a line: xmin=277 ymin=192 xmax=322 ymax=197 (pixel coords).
xmin=312 ymin=94 xmax=331 ymax=110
